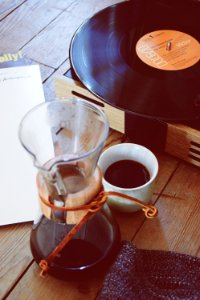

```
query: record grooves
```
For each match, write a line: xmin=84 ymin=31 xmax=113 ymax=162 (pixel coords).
xmin=70 ymin=0 xmax=200 ymax=121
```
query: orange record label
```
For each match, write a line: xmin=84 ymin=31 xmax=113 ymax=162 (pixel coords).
xmin=136 ymin=30 xmax=200 ymax=71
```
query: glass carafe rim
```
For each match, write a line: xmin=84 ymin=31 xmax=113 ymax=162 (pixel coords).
xmin=18 ymin=97 xmax=109 ymax=172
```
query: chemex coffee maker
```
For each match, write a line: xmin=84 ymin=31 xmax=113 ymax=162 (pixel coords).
xmin=19 ymin=98 xmax=157 ymax=279
xmin=19 ymin=98 xmax=120 ymax=278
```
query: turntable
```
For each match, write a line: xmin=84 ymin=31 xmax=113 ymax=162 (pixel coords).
xmin=55 ymin=0 xmax=200 ymax=167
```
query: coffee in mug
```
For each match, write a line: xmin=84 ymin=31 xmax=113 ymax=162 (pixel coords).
xmin=98 ymin=143 xmax=159 ymax=213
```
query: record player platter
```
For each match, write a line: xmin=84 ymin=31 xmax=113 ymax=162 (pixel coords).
xmin=70 ymin=0 xmax=200 ymax=121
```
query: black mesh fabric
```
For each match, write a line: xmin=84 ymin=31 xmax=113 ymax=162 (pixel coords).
xmin=98 ymin=241 xmax=200 ymax=300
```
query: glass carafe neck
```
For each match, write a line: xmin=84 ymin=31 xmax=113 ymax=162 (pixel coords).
xmin=37 ymin=166 xmax=102 ymax=224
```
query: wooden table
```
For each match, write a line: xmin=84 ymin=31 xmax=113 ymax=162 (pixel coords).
xmin=0 ymin=1 xmax=199 ymax=299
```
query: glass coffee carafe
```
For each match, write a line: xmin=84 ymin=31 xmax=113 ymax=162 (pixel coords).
xmin=19 ymin=98 xmax=120 ymax=279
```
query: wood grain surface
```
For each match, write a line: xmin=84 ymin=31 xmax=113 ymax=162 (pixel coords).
xmin=0 ymin=0 xmax=199 ymax=299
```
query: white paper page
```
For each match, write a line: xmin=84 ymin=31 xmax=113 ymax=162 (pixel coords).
xmin=0 ymin=65 xmax=45 ymax=225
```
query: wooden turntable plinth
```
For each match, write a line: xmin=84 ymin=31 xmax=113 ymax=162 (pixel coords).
xmin=55 ymin=75 xmax=200 ymax=168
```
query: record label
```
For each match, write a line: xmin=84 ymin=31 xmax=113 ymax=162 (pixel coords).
xmin=136 ymin=30 xmax=200 ymax=71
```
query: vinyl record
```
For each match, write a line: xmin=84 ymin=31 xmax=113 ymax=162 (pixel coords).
xmin=70 ymin=0 xmax=200 ymax=121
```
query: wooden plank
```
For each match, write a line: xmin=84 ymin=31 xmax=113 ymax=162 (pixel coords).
xmin=7 ymin=263 xmax=103 ymax=300
xmin=23 ymin=0 xmax=124 ymax=68
xmin=48 ymin=0 xmax=78 ymax=10
xmin=43 ymin=59 xmax=71 ymax=101
xmin=39 ymin=63 xmax=55 ymax=83
xmin=133 ymin=161 xmax=200 ymax=257
xmin=0 ymin=223 xmax=32 ymax=299
xmin=0 ymin=0 xmax=74 ymax=53
xmin=0 ymin=0 xmax=26 ymax=21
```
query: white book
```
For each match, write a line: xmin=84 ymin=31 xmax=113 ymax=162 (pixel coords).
xmin=0 ymin=63 xmax=45 ymax=225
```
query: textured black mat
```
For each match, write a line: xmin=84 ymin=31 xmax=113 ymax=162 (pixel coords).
xmin=98 ymin=241 xmax=200 ymax=300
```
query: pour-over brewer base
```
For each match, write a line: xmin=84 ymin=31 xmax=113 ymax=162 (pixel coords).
xmin=30 ymin=205 xmax=120 ymax=279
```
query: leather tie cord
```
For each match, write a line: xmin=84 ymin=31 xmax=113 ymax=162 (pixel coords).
xmin=39 ymin=191 xmax=158 ymax=277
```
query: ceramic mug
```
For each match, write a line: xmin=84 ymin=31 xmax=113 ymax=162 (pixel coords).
xmin=98 ymin=143 xmax=159 ymax=213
